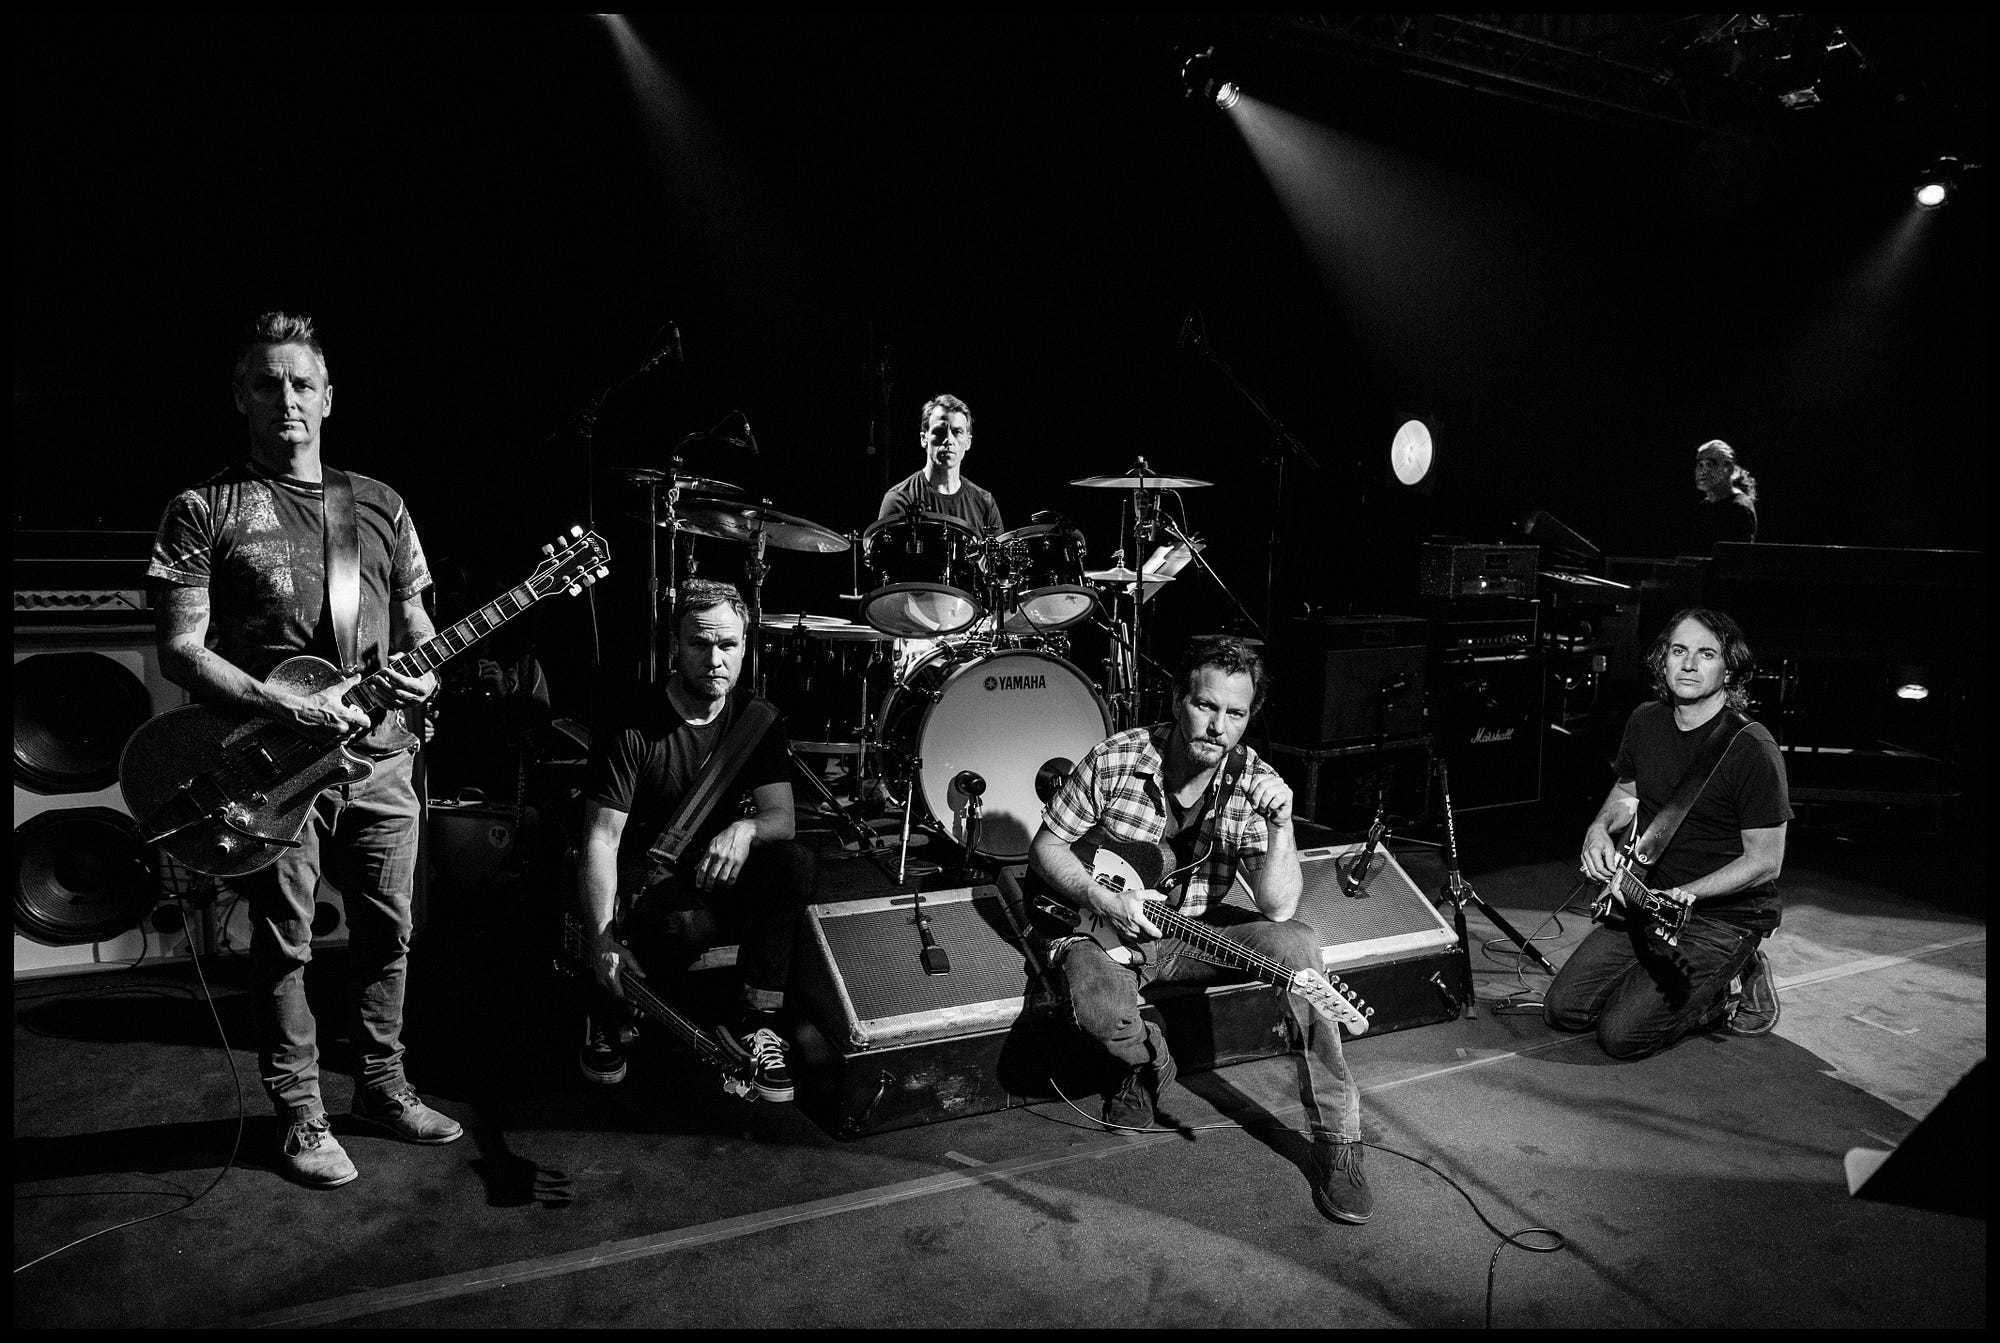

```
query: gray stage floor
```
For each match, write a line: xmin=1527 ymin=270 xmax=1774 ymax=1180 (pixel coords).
xmin=12 ymin=806 xmax=1986 ymax=1329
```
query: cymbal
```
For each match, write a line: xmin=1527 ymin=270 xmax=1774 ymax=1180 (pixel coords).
xmin=1086 ymin=567 xmax=1175 ymax=587
xmin=761 ymin=612 xmax=850 ymax=627
xmin=1071 ymin=472 xmax=1213 ymax=489
xmin=608 ymin=467 xmax=743 ymax=494
xmin=616 ymin=505 xmax=744 ymax=543
xmin=675 ymin=501 xmax=850 ymax=553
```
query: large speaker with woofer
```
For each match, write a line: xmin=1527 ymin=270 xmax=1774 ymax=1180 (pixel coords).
xmin=13 ymin=624 xmax=197 ymax=976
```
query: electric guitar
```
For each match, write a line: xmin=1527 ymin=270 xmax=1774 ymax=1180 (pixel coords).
xmin=555 ymin=915 xmax=754 ymax=1100
xmin=1037 ymin=831 xmax=1373 ymax=1036
xmin=120 ymin=528 xmax=609 ymax=878
xmin=1589 ymin=841 xmax=1693 ymax=946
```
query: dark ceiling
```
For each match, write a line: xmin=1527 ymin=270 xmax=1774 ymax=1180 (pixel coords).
xmin=11 ymin=13 xmax=1988 ymax=652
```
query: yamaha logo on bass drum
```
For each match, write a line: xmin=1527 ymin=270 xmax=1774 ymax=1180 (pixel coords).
xmin=983 ymin=673 xmax=1049 ymax=691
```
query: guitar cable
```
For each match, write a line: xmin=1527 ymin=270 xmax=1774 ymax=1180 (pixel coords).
xmin=14 ymin=898 xmax=249 ymax=1276
xmin=1035 ymin=1077 xmax=1567 ymax=1328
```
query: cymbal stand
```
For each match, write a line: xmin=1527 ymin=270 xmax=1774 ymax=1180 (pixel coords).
xmin=743 ymin=519 xmax=771 ymax=693
xmin=1157 ymin=513 xmax=1265 ymax=642
xmin=644 ymin=462 xmax=688 ymax=686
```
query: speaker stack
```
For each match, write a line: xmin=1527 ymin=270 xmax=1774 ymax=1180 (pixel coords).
xmin=14 ymin=530 xmax=199 ymax=976
xmin=15 ymin=532 xmax=365 ymax=973
xmin=1421 ymin=542 xmax=1545 ymax=811
xmin=1266 ymin=614 xmax=1433 ymax=830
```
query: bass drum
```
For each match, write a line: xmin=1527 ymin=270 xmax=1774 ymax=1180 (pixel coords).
xmin=876 ymin=647 xmax=1109 ymax=861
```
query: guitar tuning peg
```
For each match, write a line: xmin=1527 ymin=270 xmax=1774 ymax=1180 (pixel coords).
xmin=541 ymin=542 xmax=554 ymax=557
xmin=567 ymin=583 xmax=582 ymax=596
xmin=1363 ymin=1006 xmax=1376 ymax=1017
xmin=570 ymin=524 xmax=582 ymax=538
xmin=596 ymin=565 xmax=609 ymax=578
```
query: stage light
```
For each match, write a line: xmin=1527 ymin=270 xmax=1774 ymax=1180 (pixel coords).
xmin=1181 ymin=47 xmax=1242 ymax=109
xmin=1914 ymin=157 xmax=1962 ymax=209
xmin=1389 ymin=417 xmax=1436 ymax=490
xmin=1892 ymin=666 xmax=1932 ymax=701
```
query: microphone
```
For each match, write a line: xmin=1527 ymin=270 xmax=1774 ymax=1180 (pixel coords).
xmin=711 ymin=410 xmax=759 ymax=455
xmin=1342 ymin=789 xmax=1385 ymax=897
xmin=1135 ymin=489 xmax=1161 ymax=545
xmin=638 ymin=325 xmax=682 ymax=374
xmin=1177 ymin=308 xmax=1201 ymax=350
xmin=952 ymin=770 xmax=986 ymax=801
xmin=738 ymin=414 xmax=759 ymax=456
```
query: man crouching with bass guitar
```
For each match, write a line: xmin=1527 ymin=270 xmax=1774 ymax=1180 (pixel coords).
xmin=1545 ymin=606 xmax=1791 ymax=1059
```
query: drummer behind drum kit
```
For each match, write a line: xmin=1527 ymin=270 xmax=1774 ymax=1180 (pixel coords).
xmin=614 ymin=447 xmax=1215 ymax=879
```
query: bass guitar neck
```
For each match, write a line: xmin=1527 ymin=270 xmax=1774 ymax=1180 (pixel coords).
xmin=556 ymin=915 xmax=754 ymax=1099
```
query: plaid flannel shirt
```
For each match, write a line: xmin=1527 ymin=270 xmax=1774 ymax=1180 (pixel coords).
xmin=1041 ymin=724 xmax=1274 ymax=919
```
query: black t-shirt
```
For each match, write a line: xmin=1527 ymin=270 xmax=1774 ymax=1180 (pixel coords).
xmin=1613 ymin=701 xmax=1793 ymax=930
xmin=584 ymin=689 xmax=789 ymax=888
xmin=1685 ymin=492 xmax=1758 ymax=554
xmin=877 ymin=471 xmax=1003 ymax=534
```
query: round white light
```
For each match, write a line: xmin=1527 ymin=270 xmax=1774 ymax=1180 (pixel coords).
xmin=1391 ymin=419 xmax=1434 ymax=487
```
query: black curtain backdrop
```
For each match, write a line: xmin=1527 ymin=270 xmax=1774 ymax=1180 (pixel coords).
xmin=14 ymin=14 xmax=1987 ymax=702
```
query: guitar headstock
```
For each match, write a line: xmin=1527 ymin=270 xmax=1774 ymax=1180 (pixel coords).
xmin=530 ymin=526 xmax=612 ymax=599
xmin=1292 ymin=968 xmax=1371 ymax=1035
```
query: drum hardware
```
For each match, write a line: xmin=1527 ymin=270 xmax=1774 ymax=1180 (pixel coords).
xmin=609 ymin=467 xmax=742 ymax=496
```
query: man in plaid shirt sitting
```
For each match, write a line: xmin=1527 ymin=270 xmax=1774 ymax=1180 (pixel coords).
xmin=1029 ymin=635 xmax=1374 ymax=1225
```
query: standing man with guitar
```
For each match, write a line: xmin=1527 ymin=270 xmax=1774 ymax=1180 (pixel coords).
xmin=1546 ymin=607 xmax=1790 ymax=1059
xmin=147 ymin=312 xmax=460 ymax=1188
xmin=1029 ymin=635 xmax=1377 ymax=1226
xmin=577 ymin=578 xmax=814 ymax=1101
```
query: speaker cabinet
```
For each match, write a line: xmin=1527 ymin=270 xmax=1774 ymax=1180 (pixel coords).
xmin=13 ymin=624 xmax=197 ymax=977
xmin=1432 ymin=653 xmax=1545 ymax=810
xmin=1270 ymin=615 xmax=1429 ymax=748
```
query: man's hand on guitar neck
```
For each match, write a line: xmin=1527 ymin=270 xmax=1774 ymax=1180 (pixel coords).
xmin=591 ymin=927 xmax=649 ymax=1002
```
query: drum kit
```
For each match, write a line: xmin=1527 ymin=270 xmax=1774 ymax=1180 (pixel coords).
xmin=612 ymin=445 xmax=1218 ymax=876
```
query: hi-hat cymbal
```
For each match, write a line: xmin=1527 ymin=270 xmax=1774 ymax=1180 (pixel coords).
xmin=1086 ymin=567 xmax=1175 ymax=587
xmin=609 ymin=467 xmax=743 ymax=494
xmin=1070 ymin=472 xmax=1213 ymax=489
xmin=623 ymin=507 xmax=743 ymax=544
xmin=675 ymin=501 xmax=850 ymax=553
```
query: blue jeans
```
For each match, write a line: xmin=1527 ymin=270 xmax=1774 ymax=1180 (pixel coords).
xmin=1058 ymin=909 xmax=1362 ymax=1142
xmin=231 ymin=750 xmax=422 ymax=1121
xmin=1543 ymin=911 xmax=1764 ymax=1060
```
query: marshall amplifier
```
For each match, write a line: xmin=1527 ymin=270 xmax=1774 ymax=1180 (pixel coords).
xmin=1430 ymin=602 xmax=1543 ymax=810
xmin=1420 ymin=543 xmax=1538 ymax=600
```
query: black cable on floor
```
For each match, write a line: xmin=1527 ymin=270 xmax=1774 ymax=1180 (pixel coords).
xmin=1037 ymin=1076 xmax=1567 ymax=1327
xmin=14 ymin=900 xmax=248 ymax=1276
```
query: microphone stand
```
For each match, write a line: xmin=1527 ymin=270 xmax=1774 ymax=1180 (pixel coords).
xmin=1433 ymin=758 xmax=1557 ymax=1019
xmin=1180 ymin=320 xmax=1320 ymax=639
xmin=1157 ymin=513 xmax=1264 ymax=642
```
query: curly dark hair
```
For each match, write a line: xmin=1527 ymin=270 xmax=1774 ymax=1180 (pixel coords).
xmin=1174 ymin=635 xmax=1269 ymax=714
xmin=1645 ymin=606 xmax=1756 ymax=710
xmin=233 ymin=311 xmax=329 ymax=384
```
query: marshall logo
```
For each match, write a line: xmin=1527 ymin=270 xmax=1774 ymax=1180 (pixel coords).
xmin=984 ymin=674 xmax=1048 ymax=692
xmin=1471 ymin=726 xmax=1515 ymax=744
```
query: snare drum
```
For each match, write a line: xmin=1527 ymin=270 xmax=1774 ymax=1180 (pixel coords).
xmin=987 ymin=520 xmax=1096 ymax=634
xmin=858 ymin=511 xmax=986 ymax=638
xmin=875 ymin=646 xmax=1110 ymax=861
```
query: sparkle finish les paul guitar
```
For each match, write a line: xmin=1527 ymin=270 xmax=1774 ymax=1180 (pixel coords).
xmin=120 ymin=528 xmax=608 ymax=878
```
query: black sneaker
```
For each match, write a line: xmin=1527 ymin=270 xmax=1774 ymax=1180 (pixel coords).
xmin=1310 ymin=1138 xmax=1374 ymax=1225
xmin=579 ymin=1016 xmax=628 ymax=1086
xmin=1727 ymin=949 xmax=1781 ymax=1037
xmin=722 ymin=1024 xmax=794 ymax=1103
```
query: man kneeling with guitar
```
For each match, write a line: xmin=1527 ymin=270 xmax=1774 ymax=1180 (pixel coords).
xmin=1029 ymin=636 xmax=1376 ymax=1226
xmin=1546 ymin=607 xmax=1791 ymax=1059
xmin=576 ymin=579 xmax=814 ymax=1102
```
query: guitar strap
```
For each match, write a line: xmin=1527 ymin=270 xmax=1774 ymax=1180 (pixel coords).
xmin=1632 ymin=708 xmax=1752 ymax=868
xmin=322 ymin=468 xmax=361 ymax=674
xmin=642 ymin=697 xmax=780 ymax=882
xmin=1162 ymin=743 xmax=1250 ymax=911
